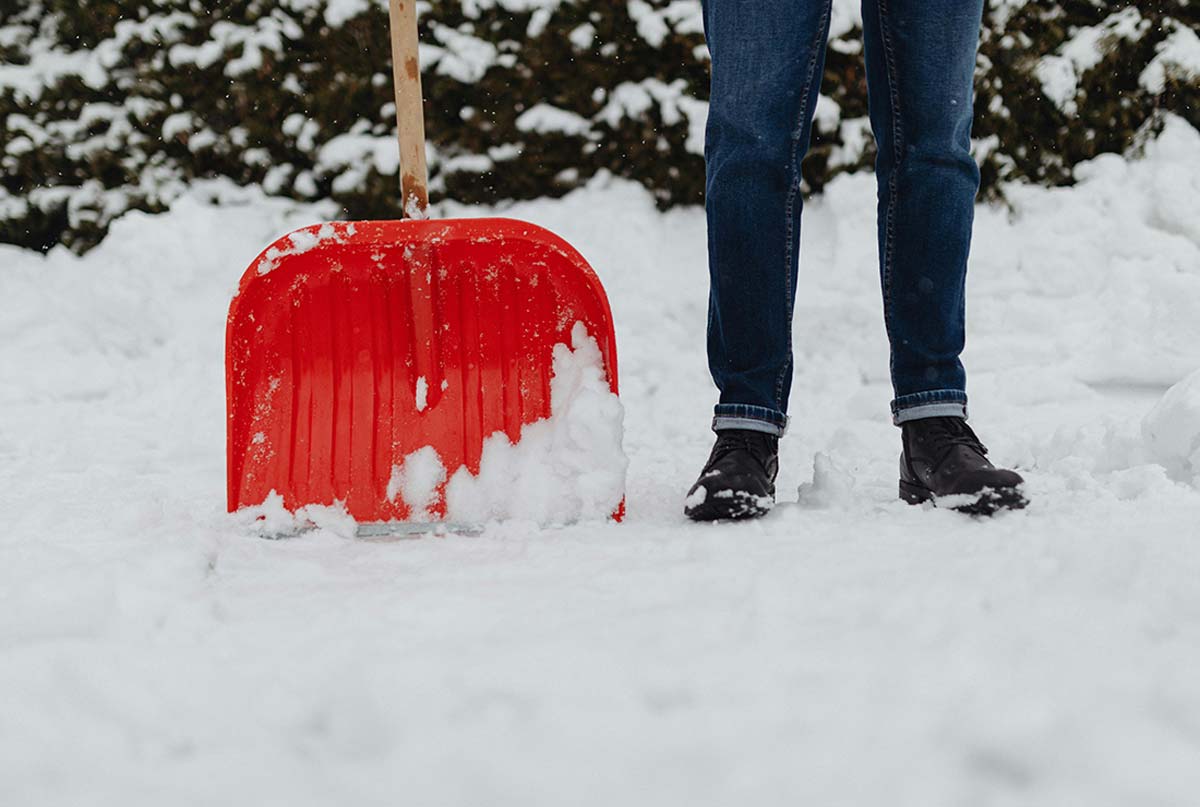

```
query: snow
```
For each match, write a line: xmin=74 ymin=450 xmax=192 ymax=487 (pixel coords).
xmin=813 ymin=93 xmax=841 ymax=134
xmin=795 ymin=452 xmax=856 ymax=509
xmin=3 ymin=116 xmax=1200 ymax=804
xmin=443 ymin=324 xmax=627 ymax=525
xmin=316 ymin=133 xmax=401 ymax=194
xmin=597 ymin=79 xmax=709 ymax=155
xmin=627 ymin=0 xmax=671 ymax=47
xmin=323 ymin=0 xmax=374 ymax=28
xmin=422 ymin=25 xmax=498 ymax=83
xmin=0 ymin=12 xmax=195 ymax=100
xmin=828 ymin=0 xmax=862 ymax=39
xmin=568 ymin=22 xmax=596 ymax=50
xmin=1140 ymin=23 xmax=1200 ymax=95
xmin=237 ymin=491 xmax=359 ymax=539
xmin=255 ymin=222 xmax=343 ymax=274
xmin=377 ymin=328 xmax=628 ymax=530
xmin=414 ymin=375 xmax=429 ymax=411
xmin=515 ymin=103 xmax=593 ymax=137
xmin=1035 ymin=7 xmax=1147 ymax=115
xmin=386 ymin=446 xmax=448 ymax=521
xmin=168 ymin=17 xmax=300 ymax=77
xmin=1142 ymin=369 xmax=1200 ymax=486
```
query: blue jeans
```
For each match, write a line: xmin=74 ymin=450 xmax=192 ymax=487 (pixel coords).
xmin=702 ymin=0 xmax=984 ymax=435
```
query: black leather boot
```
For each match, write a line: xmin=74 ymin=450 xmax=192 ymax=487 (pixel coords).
xmin=684 ymin=429 xmax=779 ymax=521
xmin=899 ymin=417 xmax=1027 ymax=515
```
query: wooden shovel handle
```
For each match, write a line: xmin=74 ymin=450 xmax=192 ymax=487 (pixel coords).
xmin=388 ymin=0 xmax=429 ymax=217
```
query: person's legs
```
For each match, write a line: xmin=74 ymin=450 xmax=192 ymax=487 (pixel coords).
xmin=862 ymin=0 xmax=1027 ymax=513
xmin=701 ymin=0 xmax=834 ymax=437
xmin=861 ymin=0 xmax=984 ymax=424
xmin=686 ymin=0 xmax=833 ymax=521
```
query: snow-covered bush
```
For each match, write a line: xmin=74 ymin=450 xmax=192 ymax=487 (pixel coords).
xmin=2 ymin=0 xmax=1197 ymax=253
xmin=975 ymin=1 xmax=1200 ymax=191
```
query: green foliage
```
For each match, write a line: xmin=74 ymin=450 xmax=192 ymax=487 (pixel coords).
xmin=1 ymin=0 xmax=1196 ymax=253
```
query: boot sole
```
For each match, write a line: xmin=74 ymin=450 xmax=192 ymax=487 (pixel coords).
xmin=899 ymin=478 xmax=1028 ymax=516
xmin=685 ymin=490 xmax=774 ymax=522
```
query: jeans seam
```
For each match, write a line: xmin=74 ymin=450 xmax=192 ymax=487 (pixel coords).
xmin=776 ymin=0 xmax=832 ymax=412
xmin=713 ymin=404 xmax=787 ymax=426
xmin=892 ymin=390 xmax=969 ymax=408
xmin=892 ymin=401 xmax=969 ymax=425
xmin=876 ymin=0 xmax=903 ymax=391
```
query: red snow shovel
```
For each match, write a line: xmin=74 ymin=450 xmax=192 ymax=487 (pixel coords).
xmin=226 ymin=0 xmax=620 ymax=528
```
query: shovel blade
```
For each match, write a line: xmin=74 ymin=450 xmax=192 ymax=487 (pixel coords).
xmin=226 ymin=217 xmax=619 ymax=522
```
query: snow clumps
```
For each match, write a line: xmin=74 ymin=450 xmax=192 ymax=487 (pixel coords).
xmin=796 ymin=452 xmax=857 ymax=509
xmin=387 ymin=446 xmax=448 ymax=522
xmin=1142 ymin=369 xmax=1200 ymax=486
xmin=235 ymin=491 xmax=358 ymax=539
xmin=390 ymin=323 xmax=627 ymax=525
xmin=255 ymin=222 xmax=346 ymax=274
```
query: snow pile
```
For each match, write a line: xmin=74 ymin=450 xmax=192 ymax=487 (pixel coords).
xmin=1142 ymin=369 xmax=1200 ymax=486
xmin=796 ymin=452 xmax=857 ymax=509
xmin=387 ymin=446 xmax=448 ymax=522
xmin=234 ymin=491 xmax=359 ymax=539
xmin=965 ymin=115 xmax=1200 ymax=387
xmin=385 ymin=323 xmax=627 ymax=526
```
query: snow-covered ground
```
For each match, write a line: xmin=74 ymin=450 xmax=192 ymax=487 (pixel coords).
xmin=3 ymin=116 xmax=1200 ymax=805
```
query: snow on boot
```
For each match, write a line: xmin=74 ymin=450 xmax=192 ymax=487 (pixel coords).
xmin=899 ymin=417 xmax=1027 ymax=516
xmin=684 ymin=429 xmax=779 ymax=521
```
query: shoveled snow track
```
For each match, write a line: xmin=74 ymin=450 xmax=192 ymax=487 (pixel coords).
xmin=3 ymin=119 xmax=1200 ymax=806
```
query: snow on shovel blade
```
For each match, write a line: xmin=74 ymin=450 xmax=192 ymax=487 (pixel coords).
xmin=226 ymin=217 xmax=620 ymax=524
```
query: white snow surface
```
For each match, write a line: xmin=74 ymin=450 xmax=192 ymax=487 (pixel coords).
xmin=3 ymin=116 xmax=1200 ymax=805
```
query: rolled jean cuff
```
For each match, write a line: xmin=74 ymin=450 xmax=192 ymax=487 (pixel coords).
xmin=713 ymin=403 xmax=789 ymax=436
xmin=891 ymin=390 xmax=968 ymax=426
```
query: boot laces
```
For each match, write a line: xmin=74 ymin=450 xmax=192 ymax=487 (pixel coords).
xmin=710 ymin=431 xmax=775 ymax=469
xmin=924 ymin=418 xmax=988 ymax=462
